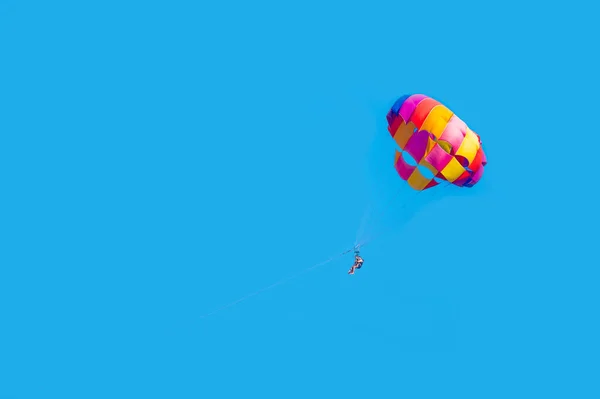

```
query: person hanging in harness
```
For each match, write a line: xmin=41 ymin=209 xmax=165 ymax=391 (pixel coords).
xmin=348 ymin=248 xmax=364 ymax=275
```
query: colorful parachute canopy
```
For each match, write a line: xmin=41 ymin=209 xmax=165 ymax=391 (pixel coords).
xmin=386 ymin=94 xmax=487 ymax=191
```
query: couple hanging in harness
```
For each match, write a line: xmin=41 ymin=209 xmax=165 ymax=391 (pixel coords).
xmin=348 ymin=247 xmax=364 ymax=275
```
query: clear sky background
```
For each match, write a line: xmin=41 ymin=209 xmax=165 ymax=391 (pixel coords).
xmin=1 ymin=0 xmax=599 ymax=398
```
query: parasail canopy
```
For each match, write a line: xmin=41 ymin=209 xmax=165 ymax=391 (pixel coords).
xmin=387 ymin=94 xmax=487 ymax=191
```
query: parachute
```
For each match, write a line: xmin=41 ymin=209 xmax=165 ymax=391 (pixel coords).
xmin=387 ymin=94 xmax=487 ymax=191
xmin=201 ymin=94 xmax=489 ymax=318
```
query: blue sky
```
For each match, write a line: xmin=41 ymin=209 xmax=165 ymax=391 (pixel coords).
xmin=1 ymin=0 xmax=599 ymax=398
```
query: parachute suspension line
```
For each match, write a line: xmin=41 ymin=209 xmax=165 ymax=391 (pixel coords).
xmin=356 ymin=187 xmax=424 ymax=249
xmin=354 ymin=184 xmax=404 ymax=248
xmin=355 ymin=184 xmax=421 ymax=248
xmin=357 ymin=181 xmax=452 ymax=249
xmin=200 ymin=247 xmax=354 ymax=319
xmin=355 ymin=203 xmax=373 ymax=247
